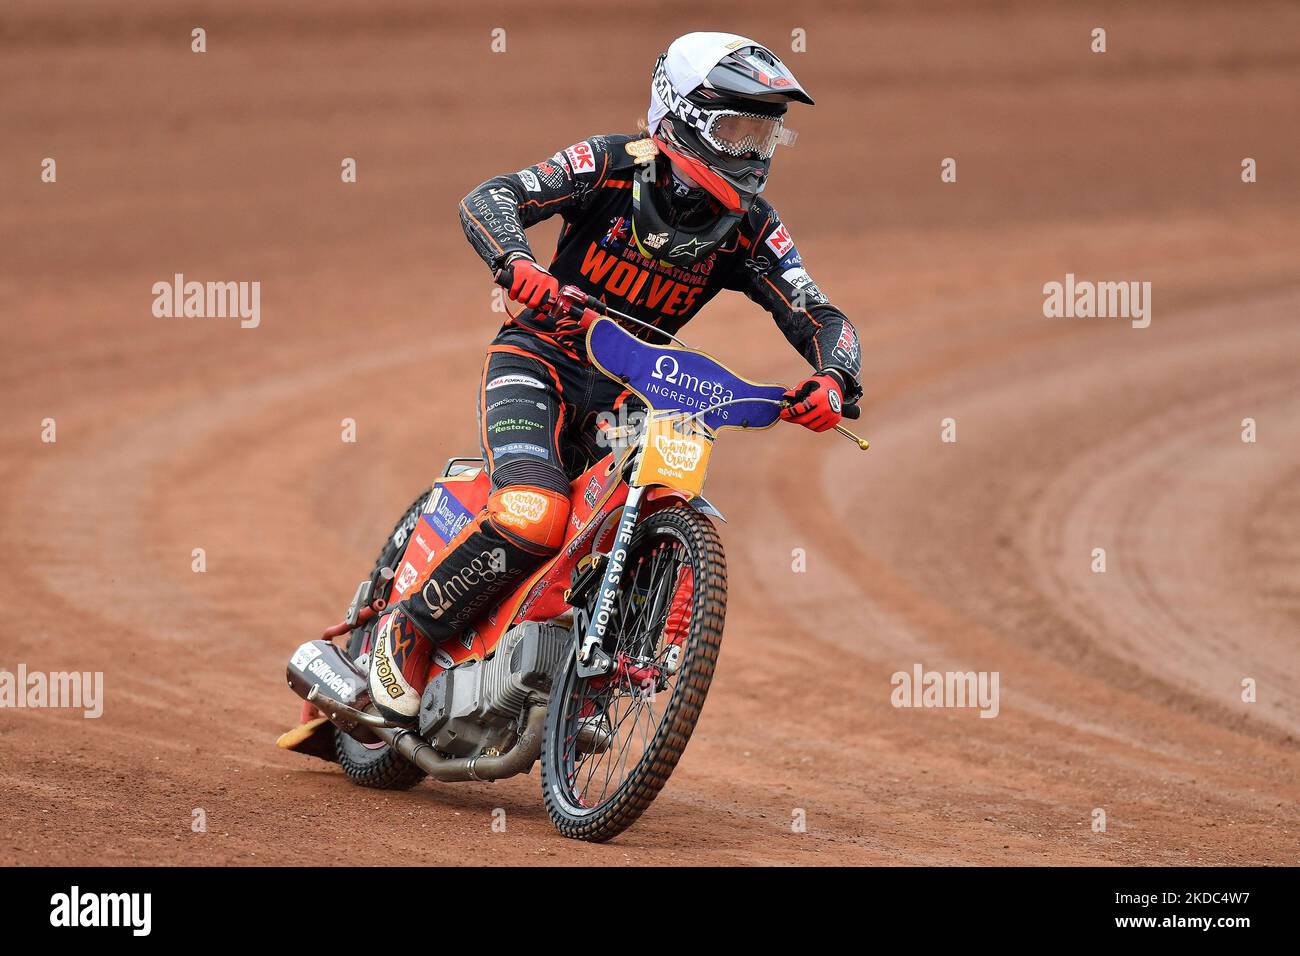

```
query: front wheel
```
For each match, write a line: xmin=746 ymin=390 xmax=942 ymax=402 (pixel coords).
xmin=540 ymin=504 xmax=727 ymax=841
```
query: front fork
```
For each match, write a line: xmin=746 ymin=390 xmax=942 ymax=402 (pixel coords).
xmin=575 ymin=483 xmax=646 ymax=679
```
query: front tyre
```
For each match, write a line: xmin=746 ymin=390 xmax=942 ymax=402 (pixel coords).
xmin=541 ymin=504 xmax=727 ymax=841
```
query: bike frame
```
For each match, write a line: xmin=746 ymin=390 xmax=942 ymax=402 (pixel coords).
xmin=380 ymin=294 xmax=865 ymax=683
xmin=575 ymin=470 xmax=645 ymax=677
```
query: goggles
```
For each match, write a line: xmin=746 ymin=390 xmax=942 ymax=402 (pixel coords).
xmin=701 ymin=110 xmax=792 ymax=160
xmin=654 ymin=59 xmax=798 ymax=162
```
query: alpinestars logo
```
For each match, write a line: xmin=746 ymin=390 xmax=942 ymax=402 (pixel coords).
xmin=669 ymin=238 xmax=708 ymax=259
xmin=654 ymin=435 xmax=704 ymax=472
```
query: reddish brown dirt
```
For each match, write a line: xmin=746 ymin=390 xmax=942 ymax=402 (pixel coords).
xmin=2 ymin=1 xmax=1298 ymax=865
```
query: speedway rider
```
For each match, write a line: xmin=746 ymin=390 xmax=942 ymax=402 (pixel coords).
xmin=367 ymin=32 xmax=864 ymax=723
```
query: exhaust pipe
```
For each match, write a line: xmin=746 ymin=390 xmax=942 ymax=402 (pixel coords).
xmin=288 ymin=638 xmax=547 ymax=782
xmin=373 ymin=705 xmax=548 ymax=782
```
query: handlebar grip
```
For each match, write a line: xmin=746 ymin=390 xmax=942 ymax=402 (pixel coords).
xmin=786 ymin=380 xmax=817 ymax=406
xmin=841 ymin=402 xmax=861 ymax=421
xmin=494 ymin=263 xmax=559 ymax=312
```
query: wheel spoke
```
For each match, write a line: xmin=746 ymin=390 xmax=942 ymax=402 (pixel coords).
xmin=549 ymin=514 xmax=717 ymax=823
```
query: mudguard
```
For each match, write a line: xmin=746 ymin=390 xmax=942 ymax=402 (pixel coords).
xmin=646 ymin=486 xmax=726 ymax=522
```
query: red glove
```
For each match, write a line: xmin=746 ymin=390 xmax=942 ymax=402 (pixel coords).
xmin=506 ymin=260 xmax=559 ymax=309
xmin=781 ymin=372 xmax=843 ymax=432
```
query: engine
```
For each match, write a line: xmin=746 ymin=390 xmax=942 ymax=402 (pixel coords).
xmin=417 ymin=621 xmax=569 ymax=758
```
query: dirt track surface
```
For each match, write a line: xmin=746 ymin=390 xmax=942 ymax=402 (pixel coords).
xmin=2 ymin=1 xmax=1298 ymax=865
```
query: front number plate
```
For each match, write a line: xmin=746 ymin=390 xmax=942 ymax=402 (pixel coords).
xmin=632 ymin=413 xmax=714 ymax=499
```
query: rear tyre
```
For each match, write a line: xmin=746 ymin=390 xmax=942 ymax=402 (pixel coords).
xmin=335 ymin=489 xmax=431 ymax=790
xmin=540 ymin=505 xmax=727 ymax=841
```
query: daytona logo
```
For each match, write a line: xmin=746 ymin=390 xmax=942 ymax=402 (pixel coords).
xmin=371 ymin=618 xmax=406 ymax=700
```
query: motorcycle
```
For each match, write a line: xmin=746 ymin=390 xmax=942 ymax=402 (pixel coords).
xmin=278 ymin=279 xmax=868 ymax=842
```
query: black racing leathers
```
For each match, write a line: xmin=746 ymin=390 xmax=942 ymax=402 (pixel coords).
xmin=392 ymin=134 xmax=863 ymax=649
xmin=458 ymin=134 xmax=863 ymax=400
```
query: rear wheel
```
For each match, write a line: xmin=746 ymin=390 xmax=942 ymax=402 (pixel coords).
xmin=540 ymin=505 xmax=727 ymax=841
xmin=334 ymin=489 xmax=431 ymax=790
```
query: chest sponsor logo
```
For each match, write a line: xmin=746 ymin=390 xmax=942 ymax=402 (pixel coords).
xmin=564 ymin=141 xmax=596 ymax=174
xmin=669 ymin=237 xmax=709 ymax=259
xmin=578 ymin=244 xmax=708 ymax=318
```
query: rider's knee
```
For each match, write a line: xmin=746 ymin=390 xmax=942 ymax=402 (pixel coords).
xmin=485 ymin=457 xmax=571 ymax=554
xmin=486 ymin=486 xmax=570 ymax=554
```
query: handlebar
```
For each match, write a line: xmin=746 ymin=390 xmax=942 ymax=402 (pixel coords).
xmin=494 ymin=264 xmax=601 ymax=329
xmin=493 ymin=266 xmax=863 ymax=428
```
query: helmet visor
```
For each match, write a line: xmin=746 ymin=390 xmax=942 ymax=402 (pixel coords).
xmin=703 ymin=110 xmax=785 ymax=160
